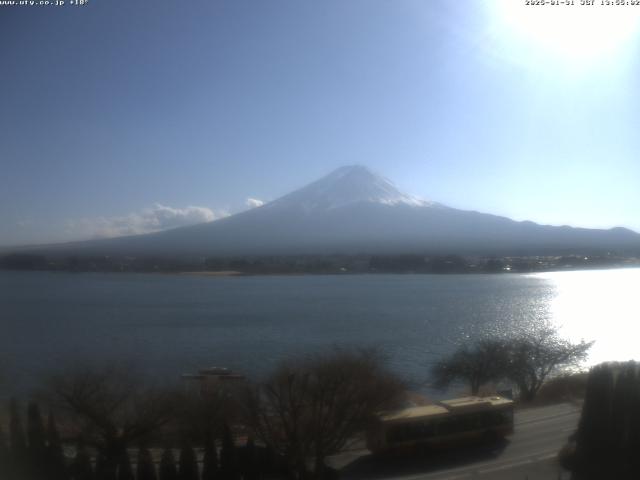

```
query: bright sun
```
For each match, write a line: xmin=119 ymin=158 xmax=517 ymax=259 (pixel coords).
xmin=492 ymin=1 xmax=640 ymax=68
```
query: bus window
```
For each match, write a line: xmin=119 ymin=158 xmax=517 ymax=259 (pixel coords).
xmin=387 ymin=420 xmax=436 ymax=444
xmin=478 ymin=409 xmax=512 ymax=428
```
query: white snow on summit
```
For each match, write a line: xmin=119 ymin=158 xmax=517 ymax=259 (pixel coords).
xmin=265 ymin=165 xmax=436 ymax=212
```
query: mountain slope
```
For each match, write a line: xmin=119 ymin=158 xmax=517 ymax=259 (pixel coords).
xmin=19 ymin=166 xmax=640 ymax=257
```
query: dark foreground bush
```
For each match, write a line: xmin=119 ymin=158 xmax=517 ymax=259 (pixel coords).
xmin=566 ymin=361 xmax=640 ymax=480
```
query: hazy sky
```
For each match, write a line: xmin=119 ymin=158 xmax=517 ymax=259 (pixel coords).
xmin=2 ymin=0 xmax=639 ymax=246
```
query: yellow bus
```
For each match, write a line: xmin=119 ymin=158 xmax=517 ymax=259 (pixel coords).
xmin=366 ymin=395 xmax=514 ymax=455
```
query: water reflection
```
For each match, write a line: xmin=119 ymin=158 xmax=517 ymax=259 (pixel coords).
xmin=1 ymin=269 xmax=638 ymax=394
xmin=531 ymin=268 xmax=640 ymax=366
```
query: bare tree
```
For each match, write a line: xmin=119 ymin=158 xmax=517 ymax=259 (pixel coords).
xmin=174 ymin=379 xmax=242 ymax=445
xmin=431 ymin=326 xmax=593 ymax=402
xmin=430 ymin=339 xmax=510 ymax=395
xmin=506 ymin=326 xmax=593 ymax=402
xmin=245 ymin=348 xmax=405 ymax=479
xmin=46 ymin=363 xmax=179 ymax=470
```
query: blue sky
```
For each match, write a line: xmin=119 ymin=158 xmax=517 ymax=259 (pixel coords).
xmin=1 ymin=0 xmax=639 ymax=246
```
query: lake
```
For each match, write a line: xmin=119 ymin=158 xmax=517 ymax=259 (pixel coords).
xmin=1 ymin=268 xmax=638 ymax=394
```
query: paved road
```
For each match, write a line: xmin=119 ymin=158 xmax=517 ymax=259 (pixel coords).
xmin=334 ymin=403 xmax=580 ymax=480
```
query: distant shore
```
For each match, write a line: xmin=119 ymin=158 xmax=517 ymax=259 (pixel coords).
xmin=179 ymin=270 xmax=245 ymax=277
xmin=174 ymin=265 xmax=640 ymax=278
xmin=2 ymin=252 xmax=639 ymax=275
xmin=3 ymin=265 xmax=640 ymax=277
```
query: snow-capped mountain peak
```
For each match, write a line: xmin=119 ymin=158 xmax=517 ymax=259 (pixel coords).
xmin=14 ymin=165 xmax=640 ymax=257
xmin=266 ymin=165 xmax=435 ymax=212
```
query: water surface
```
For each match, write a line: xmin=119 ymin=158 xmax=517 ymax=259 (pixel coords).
xmin=1 ymin=269 xmax=638 ymax=393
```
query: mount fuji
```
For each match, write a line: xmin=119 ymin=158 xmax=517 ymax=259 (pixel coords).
xmin=20 ymin=166 xmax=640 ymax=257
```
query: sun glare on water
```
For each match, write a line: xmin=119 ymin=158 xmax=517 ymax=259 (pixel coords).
xmin=491 ymin=1 xmax=640 ymax=69
xmin=532 ymin=269 xmax=640 ymax=367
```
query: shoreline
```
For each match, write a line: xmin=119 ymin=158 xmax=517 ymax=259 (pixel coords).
xmin=179 ymin=270 xmax=245 ymax=277
xmin=2 ymin=264 xmax=639 ymax=277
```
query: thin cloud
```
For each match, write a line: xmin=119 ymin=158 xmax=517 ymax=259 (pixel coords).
xmin=66 ymin=203 xmax=225 ymax=239
xmin=16 ymin=219 xmax=32 ymax=228
xmin=245 ymin=197 xmax=265 ymax=209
